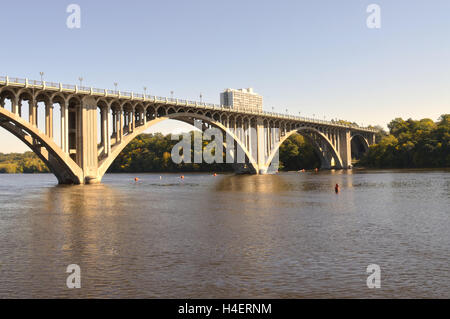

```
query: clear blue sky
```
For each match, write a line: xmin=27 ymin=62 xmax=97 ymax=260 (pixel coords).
xmin=1 ymin=0 xmax=449 ymax=152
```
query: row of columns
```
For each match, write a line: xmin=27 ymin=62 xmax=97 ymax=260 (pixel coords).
xmin=5 ymin=97 xmax=56 ymax=140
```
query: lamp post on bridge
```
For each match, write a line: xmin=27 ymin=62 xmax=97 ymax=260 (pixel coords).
xmin=199 ymin=93 xmax=203 ymax=103
xmin=170 ymin=91 xmax=174 ymax=99
xmin=39 ymin=72 xmax=44 ymax=83
xmin=79 ymin=77 xmax=83 ymax=88
xmin=143 ymin=86 xmax=147 ymax=98
xmin=114 ymin=82 xmax=118 ymax=94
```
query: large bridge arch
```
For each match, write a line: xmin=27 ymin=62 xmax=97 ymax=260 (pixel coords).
xmin=265 ymin=127 xmax=344 ymax=170
xmin=0 ymin=107 xmax=83 ymax=183
xmin=97 ymin=111 xmax=258 ymax=179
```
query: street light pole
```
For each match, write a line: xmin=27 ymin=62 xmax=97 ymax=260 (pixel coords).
xmin=78 ymin=77 xmax=83 ymax=88
xmin=39 ymin=72 xmax=44 ymax=82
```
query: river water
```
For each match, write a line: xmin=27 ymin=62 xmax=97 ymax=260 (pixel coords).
xmin=0 ymin=169 xmax=448 ymax=298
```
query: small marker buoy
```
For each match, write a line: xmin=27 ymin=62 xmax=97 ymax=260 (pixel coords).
xmin=134 ymin=177 xmax=139 ymax=182
xmin=315 ymin=168 xmax=319 ymax=172
xmin=213 ymin=173 xmax=217 ymax=177
xmin=180 ymin=175 xmax=184 ymax=179
xmin=335 ymin=183 xmax=340 ymax=193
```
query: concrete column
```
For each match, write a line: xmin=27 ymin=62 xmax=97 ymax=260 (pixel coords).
xmin=29 ymin=99 xmax=37 ymax=126
xmin=112 ymin=110 xmax=117 ymax=137
xmin=61 ymin=102 xmax=66 ymax=152
xmin=100 ymin=107 xmax=107 ymax=152
xmin=49 ymin=104 xmax=53 ymax=138
xmin=64 ymin=103 xmax=69 ymax=153
xmin=106 ymin=105 xmax=111 ymax=155
xmin=339 ymin=129 xmax=352 ymax=168
xmin=256 ymin=118 xmax=266 ymax=174
xmin=143 ymin=106 xmax=147 ymax=125
xmin=119 ymin=107 xmax=124 ymax=142
xmin=131 ymin=107 xmax=135 ymax=132
xmin=114 ymin=109 xmax=119 ymax=140
xmin=45 ymin=103 xmax=50 ymax=137
xmin=11 ymin=97 xmax=19 ymax=116
xmin=335 ymin=130 xmax=340 ymax=153
xmin=45 ymin=101 xmax=53 ymax=138
xmin=80 ymin=96 xmax=99 ymax=183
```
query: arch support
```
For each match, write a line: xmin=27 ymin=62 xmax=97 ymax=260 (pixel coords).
xmin=0 ymin=107 xmax=83 ymax=184
xmin=96 ymin=112 xmax=258 ymax=180
xmin=263 ymin=127 xmax=346 ymax=172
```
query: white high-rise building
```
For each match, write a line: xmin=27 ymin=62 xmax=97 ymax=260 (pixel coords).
xmin=220 ymin=88 xmax=263 ymax=112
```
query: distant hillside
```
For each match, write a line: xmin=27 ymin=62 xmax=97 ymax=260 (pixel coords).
xmin=0 ymin=152 xmax=49 ymax=173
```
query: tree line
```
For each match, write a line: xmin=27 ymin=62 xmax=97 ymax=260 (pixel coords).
xmin=359 ymin=114 xmax=449 ymax=168
xmin=1 ymin=114 xmax=448 ymax=173
xmin=0 ymin=152 xmax=49 ymax=173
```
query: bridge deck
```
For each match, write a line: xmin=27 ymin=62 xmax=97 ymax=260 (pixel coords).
xmin=0 ymin=75 xmax=376 ymax=133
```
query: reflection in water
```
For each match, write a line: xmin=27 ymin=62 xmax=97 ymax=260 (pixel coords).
xmin=215 ymin=174 xmax=289 ymax=193
xmin=42 ymin=184 xmax=124 ymax=259
xmin=0 ymin=170 xmax=449 ymax=298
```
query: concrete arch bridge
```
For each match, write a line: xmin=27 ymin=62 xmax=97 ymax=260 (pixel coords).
xmin=0 ymin=76 xmax=376 ymax=184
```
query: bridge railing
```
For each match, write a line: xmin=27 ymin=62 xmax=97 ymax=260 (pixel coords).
xmin=0 ymin=75 xmax=377 ymax=132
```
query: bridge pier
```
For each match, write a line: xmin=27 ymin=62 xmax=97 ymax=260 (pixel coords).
xmin=339 ymin=129 xmax=352 ymax=169
xmin=256 ymin=118 xmax=267 ymax=174
xmin=79 ymin=96 xmax=100 ymax=183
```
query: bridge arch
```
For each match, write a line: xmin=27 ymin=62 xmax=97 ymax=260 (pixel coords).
xmin=265 ymin=127 xmax=343 ymax=170
xmin=97 ymin=111 xmax=258 ymax=179
xmin=0 ymin=107 xmax=83 ymax=183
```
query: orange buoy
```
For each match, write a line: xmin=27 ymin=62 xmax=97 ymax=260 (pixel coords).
xmin=180 ymin=175 xmax=184 ymax=179
xmin=335 ymin=183 xmax=340 ymax=193
xmin=213 ymin=173 xmax=217 ymax=176
xmin=134 ymin=177 xmax=139 ymax=182
xmin=315 ymin=168 xmax=319 ymax=172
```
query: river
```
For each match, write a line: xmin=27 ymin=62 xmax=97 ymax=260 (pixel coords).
xmin=0 ymin=169 xmax=448 ymax=298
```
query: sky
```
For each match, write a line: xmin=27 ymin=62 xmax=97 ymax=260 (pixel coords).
xmin=0 ymin=0 xmax=449 ymax=153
